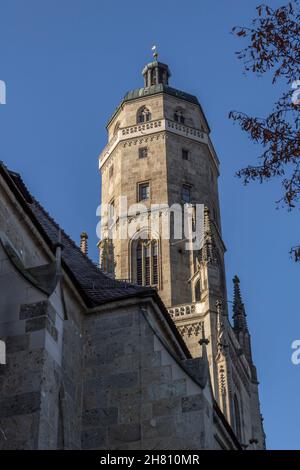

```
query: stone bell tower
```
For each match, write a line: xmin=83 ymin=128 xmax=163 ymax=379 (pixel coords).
xmin=98 ymin=54 xmax=265 ymax=448
xmin=99 ymin=54 xmax=226 ymax=351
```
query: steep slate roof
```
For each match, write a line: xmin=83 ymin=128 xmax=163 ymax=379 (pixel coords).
xmin=0 ymin=163 xmax=192 ymax=358
xmin=124 ymin=84 xmax=200 ymax=106
xmin=0 ymin=162 xmax=152 ymax=307
xmin=30 ymin=199 xmax=153 ymax=305
xmin=106 ymin=83 xmax=211 ymax=132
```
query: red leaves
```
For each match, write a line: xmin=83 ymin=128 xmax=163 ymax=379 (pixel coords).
xmin=263 ymin=129 xmax=273 ymax=141
xmin=256 ymin=4 xmax=272 ymax=17
xmin=230 ymin=0 xmax=300 ymax=225
xmin=229 ymin=106 xmax=300 ymax=211
xmin=266 ymin=6 xmax=272 ymax=15
xmin=232 ymin=1 xmax=300 ymax=83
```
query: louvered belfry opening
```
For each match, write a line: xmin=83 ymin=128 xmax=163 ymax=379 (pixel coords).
xmin=136 ymin=239 xmax=158 ymax=287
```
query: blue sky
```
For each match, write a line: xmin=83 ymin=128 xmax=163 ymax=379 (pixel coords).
xmin=0 ymin=0 xmax=299 ymax=449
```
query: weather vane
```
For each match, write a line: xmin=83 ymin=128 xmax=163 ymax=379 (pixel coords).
xmin=151 ymin=45 xmax=158 ymax=60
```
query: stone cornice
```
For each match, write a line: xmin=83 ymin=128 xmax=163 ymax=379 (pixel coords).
xmin=99 ymin=118 xmax=219 ymax=172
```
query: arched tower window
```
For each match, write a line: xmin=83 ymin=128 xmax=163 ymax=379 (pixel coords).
xmin=174 ymin=109 xmax=185 ymax=124
xmin=234 ymin=394 xmax=242 ymax=442
xmin=137 ymin=106 xmax=151 ymax=124
xmin=135 ymin=239 xmax=159 ymax=287
xmin=194 ymin=279 xmax=201 ymax=302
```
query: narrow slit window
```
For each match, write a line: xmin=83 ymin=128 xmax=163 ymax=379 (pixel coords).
xmin=182 ymin=184 xmax=191 ymax=203
xmin=195 ymin=279 xmax=201 ymax=301
xmin=182 ymin=149 xmax=189 ymax=160
xmin=152 ymin=241 xmax=158 ymax=286
xmin=137 ymin=242 xmax=143 ymax=285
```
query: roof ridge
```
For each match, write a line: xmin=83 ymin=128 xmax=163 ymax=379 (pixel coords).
xmin=1 ymin=164 xmax=33 ymax=203
xmin=1 ymin=161 xmax=153 ymax=305
xmin=30 ymin=195 xmax=145 ymax=291
xmin=30 ymin=196 xmax=99 ymax=268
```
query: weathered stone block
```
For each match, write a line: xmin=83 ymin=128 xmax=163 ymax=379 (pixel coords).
xmin=142 ymin=416 xmax=175 ymax=440
xmin=20 ymin=301 xmax=48 ymax=320
xmin=5 ymin=334 xmax=29 ymax=353
xmin=152 ymin=396 xmax=181 ymax=417
xmin=90 ymin=314 xmax=133 ymax=334
xmin=0 ymin=412 xmax=39 ymax=450
xmin=46 ymin=320 xmax=58 ymax=342
xmin=141 ymin=351 xmax=161 ymax=368
xmin=108 ymin=389 xmax=140 ymax=408
xmin=63 ymin=375 xmax=76 ymax=401
xmin=25 ymin=316 xmax=47 ymax=333
xmin=105 ymin=342 xmax=124 ymax=363
xmin=108 ymin=423 xmax=140 ymax=445
xmin=0 ymin=368 xmax=42 ymax=396
xmin=0 ymin=391 xmax=40 ymax=418
xmin=118 ymin=403 xmax=140 ymax=424
xmin=81 ymin=427 xmax=106 ymax=450
xmin=38 ymin=417 xmax=57 ymax=450
xmin=147 ymin=378 xmax=186 ymax=401
xmin=175 ymin=411 xmax=203 ymax=439
xmin=105 ymin=371 xmax=138 ymax=389
xmin=82 ymin=407 xmax=118 ymax=427
xmin=140 ymin=403 xmax=152 ymax=421
xmin=142 ymin=365 xmax=172 ymax=386
xmin=0 ymin=320 xmax=25 ymax=336
xmin=182 ymin=394 xmax=203 ymax=413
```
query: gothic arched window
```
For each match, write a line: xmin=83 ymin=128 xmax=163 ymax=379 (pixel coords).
xmin=137 ymin=106 xmax=151 ymax=124
xmin=234 ymin=394 xmax=242 ymax=442
xmin=194 ymin=279 xmax=201 ymax=302
xmin=174 ymin=109 xmax=185 ymax=124
xmin=135 ymin=239 xmax=159 ymax=287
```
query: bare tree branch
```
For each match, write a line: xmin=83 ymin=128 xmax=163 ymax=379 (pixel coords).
xmin=230 ymin=1 xmax=300 ymax=260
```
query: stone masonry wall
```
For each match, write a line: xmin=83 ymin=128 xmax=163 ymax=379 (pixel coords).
xmin=0 ymin=240 xmax=83 ymax=449
xmin=81 ymin=303 xmax=214 ymax=450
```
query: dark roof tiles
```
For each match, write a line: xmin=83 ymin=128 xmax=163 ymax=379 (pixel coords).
xmin=0 ymin=161 xmax=192 ymax=357
xmin=4 ymin=165 xmax=152 ymax=307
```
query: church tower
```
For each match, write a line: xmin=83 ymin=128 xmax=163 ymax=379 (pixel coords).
xmin=98 ymin=54 xmax=265 ymax=449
